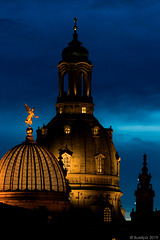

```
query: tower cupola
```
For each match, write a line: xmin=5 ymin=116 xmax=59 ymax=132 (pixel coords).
xmin=56 ymin=17 xmax=94 ymax=115
xmin=61 ymin=17 xmax=90 ymax=64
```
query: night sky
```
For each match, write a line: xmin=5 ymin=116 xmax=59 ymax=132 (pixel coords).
xmin=1 ymin=0 xmax=160 ymax=220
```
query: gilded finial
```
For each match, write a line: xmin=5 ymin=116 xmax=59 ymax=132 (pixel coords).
xmin=25 ymin=104 xmax=39 ymax=127
xmin=74 ymin=17 xmax=77 ymax=31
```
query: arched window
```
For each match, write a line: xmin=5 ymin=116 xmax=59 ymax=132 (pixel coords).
xmin=81 ymin=72 xmax=87 ymax=96
xmin=81 ymin=73 xmax=84 ymax=96
xmin=63 ymin=73 xmax=68 ymax=96
xmin=77 ymin=71 xmax=88 ymax=97
xmin=92 ymin=126 xmax=100 ymax=136
xmin=97 ymin=155 xmax=103 ymax=173
xmin=95 ymin=153 xmax=105 ymax=174
xmin=104 ymin=207 xmax=112 ymax=222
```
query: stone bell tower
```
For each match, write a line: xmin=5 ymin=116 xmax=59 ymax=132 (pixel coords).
xmin=131 ymin=154 xmax=155 ymax=222
xmin=135 ymin=154 xmax=155 ymax=216
xmin=56 ymin=17 xmax=94 ymax=115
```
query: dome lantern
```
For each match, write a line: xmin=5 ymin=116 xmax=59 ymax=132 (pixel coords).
xmin=56 ymin=18 xmax=94 ymax=114
xmin=61 ymin=17 xmax=90 ymax=64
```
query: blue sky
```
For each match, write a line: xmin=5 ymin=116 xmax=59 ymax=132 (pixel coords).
xmin=1 ymin=0 xmax=160 ymax=219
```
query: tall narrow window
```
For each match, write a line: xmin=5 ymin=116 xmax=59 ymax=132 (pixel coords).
xmin=104 ymin=207 xmax=112 ymax=222
xmin=81 ymin=73 xmax=84 ymax=96
xmin=95 ymin=154 xmax=105 ymax=173
xmin=63 ymin=73 xmax=68 ymax=96
xmin=97 ymin=155 xmax=103 ymax=173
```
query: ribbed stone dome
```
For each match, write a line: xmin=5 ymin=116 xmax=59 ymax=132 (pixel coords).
xmin=0 ymin=133 xmax=66 ymax=192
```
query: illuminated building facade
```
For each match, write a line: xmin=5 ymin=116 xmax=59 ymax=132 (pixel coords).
xmin=0 ymin=127 xmax=70 ymax=216
xmin=37 ymin=18 xmax=125 ymax=222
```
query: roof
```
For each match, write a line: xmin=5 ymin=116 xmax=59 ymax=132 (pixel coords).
xmin=61 ymin=29 xmax=91 ymax=64
xmin=0 ymin=130 xmax=67 ymax=192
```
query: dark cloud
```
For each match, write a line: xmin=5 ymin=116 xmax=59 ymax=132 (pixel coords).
xmin=0 ymin=18 xmax=15 ymax=28
xmin=90 ymin=0 xmax=159 ymax=8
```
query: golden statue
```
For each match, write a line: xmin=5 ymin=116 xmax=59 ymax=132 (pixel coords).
xmin=25 ymin=104 xmax=39 ymax=126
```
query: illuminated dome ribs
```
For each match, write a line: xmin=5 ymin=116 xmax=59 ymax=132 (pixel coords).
xmin=0 ymin=143 xmax=66 ymax=192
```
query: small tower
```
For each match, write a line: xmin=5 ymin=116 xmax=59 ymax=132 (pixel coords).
xmin=131 ymin=154 xmax=155 ymax=222
xmin=56 ymin=17 xmax=94 ymax=115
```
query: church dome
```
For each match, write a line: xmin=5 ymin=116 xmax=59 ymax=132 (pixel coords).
xmin=0 ymin=127 xmax=67 ymax=192
xmin=36 ymin=18 xmax=125 ymax=221
xmin=37 ymin=113 xmax=125 ymax=220
xmin=37 ymin=114 xmax=119 ymax=179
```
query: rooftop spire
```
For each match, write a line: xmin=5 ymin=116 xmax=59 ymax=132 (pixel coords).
xmin=74 ymin=17 xmax=77 ymax=32
xmin=142 ymin=153 xmax=148 ymax=175
xmin=138 ymin=154 xmax=152 ymax=189
xmin=72 ymin=17 xmax=79 ymax=43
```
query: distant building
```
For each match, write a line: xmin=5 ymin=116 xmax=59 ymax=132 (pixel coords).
xmin=130 ymin=154 xmax=160 ymax=235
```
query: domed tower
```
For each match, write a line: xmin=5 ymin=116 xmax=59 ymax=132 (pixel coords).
xmin=37 ymin=18 xmax=125 ymax=222
xmin=56 ymin=17 xmax=94 ymax=115
xmin=0 ymin=126 xmax=70 ymax=216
